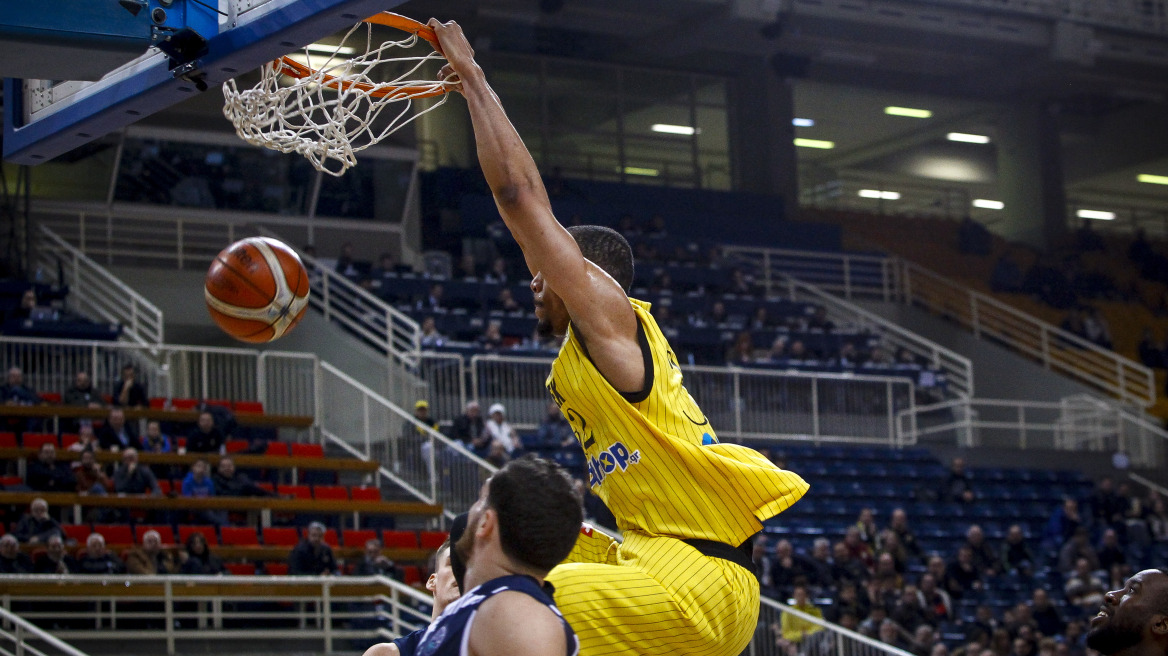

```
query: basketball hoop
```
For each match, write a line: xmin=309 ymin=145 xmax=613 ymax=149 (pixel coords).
xmin=222 ymin=12 xmax=453 ymax=176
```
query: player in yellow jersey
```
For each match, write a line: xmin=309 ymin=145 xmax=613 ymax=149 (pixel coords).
xmin=431 ymin=19 xmax=809 ymax=656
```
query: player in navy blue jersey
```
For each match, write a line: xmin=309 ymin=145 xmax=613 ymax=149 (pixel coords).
xmin=363 ymin=532 xmax=462 ymax=656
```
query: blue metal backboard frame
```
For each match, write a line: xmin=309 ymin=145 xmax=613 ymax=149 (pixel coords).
xmin=3 ymin=0 xmax=410 ymax=165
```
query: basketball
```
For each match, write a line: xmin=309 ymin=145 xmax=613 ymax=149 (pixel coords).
xmin=204 ymin=237 xmax=311 ymax=343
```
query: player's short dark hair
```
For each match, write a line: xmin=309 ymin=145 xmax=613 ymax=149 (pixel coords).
xmin=487 ymin=454 xmax=582 ymax=573
xmin=567 ymin=225 xmax=634 ymax=292
xmin=429 ymin=538 xmax=450 ymax=572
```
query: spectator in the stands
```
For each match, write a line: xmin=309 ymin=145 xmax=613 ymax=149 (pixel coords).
xmin=805 ymin=538 xmax=834 ymax=590
xmin=353 ymin=538 xmax=398 ymax=578
xmin=832 ymin=541 xmax=868 ymax=586
xmin=33 ymin=535 xmax=75 ymax=574
xmin=891 ymin=584 xmax=929 ymax=633
xmin=475 ymin=319 xmax=505 ymax=350
xmin=212 ymin=457 xmax=271 ymax=497
xmin=484 ymin=257 xmax=511 ymax=284
xmin=1024 ymin=256 xmax=1077 ymax=309
xmin=871 ymin=552 xmax=903 ymax=602
xmin=1029 ymin=588 xmax=1065 ymax=638
xmin=617 ymin=214 xmax=641 ymax=240
xmin=774 ymin=584 xmax=825 ymax=656
xmin=535 ymin=402 xmax=573 ymax=449
xmin=878 ymin=618 xmax=912 ymax=652
xmin=766 ymin=336 xmax=788 ymax=361
xmin=1 ymin=366 xmax=39 ymax=405
xmin=726 ymin=331 xmax=755 ymax=364
xmin=854 ymin=507 xmax=879 ymax=546
xmin=371 ymin=252 xmax=405 ymax=279
xmin=749 ymin=306 xmax=772 ymax=331
xmin=964 ymin=525 xmax=998 ymax=576
xmin=1138 ymin=328 xmax=1165 ymax=369
xmin=69 ymin=424 xmax=98 ymax=454
xmin=1081 ymin=307 xmax=1113 ymax=349
xmin=829 ymin=580 xmax=870 ymax=624
xmin=0 ymin=535 xmax=32 ymax=573
xmin=646 ymin=213 xmax=668 ymax=239
xmin=808 ymin=306 xmax=835 ymax=332
xmin=1059 ymin=527 xmax=1100 ymax=574
xmin=96 ymin=407 xmax=141 ymax=451
xmin=990 ymin=251 xmax=1024 ymax=293
xmin=27 ymin=443 xmax=76 ymax=492
xmin=877 ymin=529 xmax=908 ymax=574
xmin=113 ymin=448 xmax=162 ymax=496
xmin=944 ymin=546 xmax=981 ymax=599
xmin=842 ymin=525 xmax=875 ymax=570
xmin=181 ymin=459 xmax=215 ymax=498
xmin=62 ymin=370 xmax=103 ymax=411
xmin=482 ymin=403 xmax=519 ymax=466
xmin=448 ymin=400 xmax=484 ymax=450
xmin=186 ymin=411 xmax=225 ymax=454
xmin=999 ymin=524 xmax=1035 ymax=575
xmin=77 ymin=533 xmax=125 ymax=574
xmin=707 ymin=300 xmax=728 ymax=327
xmin=495 ymin=287 xmax=521 ymax=313
xmin=73 ymin=449 xmax=112 ymax=494
xmin=1091 ymin=477 xmax=1127 ymax=532
xmin=335 ymin=242 xmax=360 ymax=278
xmin=1045 ymin=497 xmax=1083 ymax=547
xmin=788 ymin=339 xmax=811 ymax=361
xmin=419 ymin=316 xmax=446 ymax=348
xmin=13 ymin=498 xmax=63 ymax=544
xmin=126 ymin=529 xmax=176 ymax=575
xmin=112 ymin=364 xmax=148 ymax=408
xmin=1063 ymin=557 xmax=1106 ymax=611
xmin=402 ymin=400 xmax=439 ymax=445
xmin=945 ymin=457 xmax=975 ymax=504
xmin=726 ymin=268 xmax=755 ymax=296
xmin=416 ymin=283 xmax=445 ymax=312
xmin=179 ymin=531 xmax=225 ymax=575
xmin=958 ymin=216 xmax=992 ymax=255
xmin=1096 ymin=528 xmax=1127 ymax=574
xmin=456 ymin=252 xmax=481 ymax=279
xmin=918 ymin=573 xmax=952 ymax=625
xmin=8 ymin=289 xmax=37 ymax=321
xmin=887 ymin=508 xmax=922 ymax=561
xmin=770 ymin=539 xmax=804 ymax=598
xmin=289 ymin=522 xmax=339 ymax=575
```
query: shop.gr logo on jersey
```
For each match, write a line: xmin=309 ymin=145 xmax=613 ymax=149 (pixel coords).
xmin=587 ymin=441 xmax=641 ymax=487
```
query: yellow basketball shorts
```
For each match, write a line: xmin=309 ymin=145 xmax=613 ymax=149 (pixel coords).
xmin=546 ymin=526 xmax=760 ymax=656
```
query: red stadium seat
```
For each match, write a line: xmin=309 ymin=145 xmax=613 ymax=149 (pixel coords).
xmin=176 ymin=437 xmax=187 ymax=449
xmin=277 ymin=485 xmax=311 ymax=499
xmin=60 ymin=433 xmax=79 ymax=449
xmin=220 ymin=527 xmax=260 ymax=546
xmin=39 ymin=392 xmax=62 ymax=404
xmin=265 ymin=442 xmax=290 ymax=457
xmin=313 ymin=485 xmax=348 ymax=500
xmin=204 ymin=399 xmax=232 ymax=409
xmin=289 ymin=443 xmax=324 ymax=458
xmin=62 ymin=525 xmax=90 ymax=544
xmin=350 ymin=487 xmax=381 ymax=502
xmin=342 ymin=529 xmax=378 ymax=548
xmin=148 ymin=397 xmax=168 ymax=409
xmin=224 ymin=440 xmax=249 ymax=454
xmin=22 ymin=433 xmax=58 ymax=450
xmin=257 ymin=482 xmax=275 ymax=494
xmin=0 ymin=433 xmax=16 ymax=448
xmin=234 ymin=401 xmax=264 ymax=414
xmin=135 ymin=525 xmax=175 ymax=544
xmin=157 ymin=480 xmax=173 ymax=496
xmin=93 ymin=524 xmax=134 ymax=545
xmin=178 ymin=525 xmax=219 ymax=546
xmin=265 ymin=563 xmax=289 ymax=575
xmin=262 ymin=527 xmax=299 ymax=546
xmin=402 ymin=565 xmax=421 ymax=585
xmin=381 ymin=530 xmax=419 ymax=549
xmin=0 ymin=476 xmax=24 ymax=487
xmin=419 ymin=531 xmax=448 ymax=550
xmin=171 ymin=398 xmax=198 ymax=410
xmin=225 ymin=563 xmax=256 ymax=576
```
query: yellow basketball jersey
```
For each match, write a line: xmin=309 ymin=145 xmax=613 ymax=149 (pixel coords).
xmin=547 ymin=298 xmax=809 ymax=546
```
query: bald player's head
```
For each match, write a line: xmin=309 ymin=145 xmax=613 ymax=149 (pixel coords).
xmin=1085 ymin=568 xmax=1168 ymax=656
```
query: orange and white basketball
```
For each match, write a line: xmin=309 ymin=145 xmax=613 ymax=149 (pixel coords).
xmin=204 ymin=237 xmax=310 ymax=343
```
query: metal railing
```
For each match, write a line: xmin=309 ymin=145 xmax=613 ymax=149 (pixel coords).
xmin=749 ymin=595 xmax=916 ymax=656
xmin=0 ymin=605 xmax=91 ymax=656
xmin=895 ymin=395 xmax=1167 ymax=468
xmin=0 ymin=574 xmax=429 ymax=656
xmin=928 ymin=0 xmax=1168 ymax=35
xmin=898 ymin=260 xmax=1155 ymax=407
xmin=320 ymin=361 xmax=494 ymax=518
xmin=0 ymin=336 xmax=318 ymax=417
xmin=423 ymin=353 xmax=918 ymax=445
xmin=724 ymin=245 xmax=897 ymax=301
xmin=36 ymin=225 xmax=164 ymax=345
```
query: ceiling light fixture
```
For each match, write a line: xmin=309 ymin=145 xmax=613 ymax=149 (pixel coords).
xmin=1138 ymin=174 xmax=1168 ymax=185
xmin=885 ymin=106 xmax=932 ymax=118
xmin=792 ymin=118 xmax=815 ymax=127
xmin=794 ymin=138 xmax=835 ymax=149
xmin=948 ymin=132 xmax=990 ymax=144
xmin=858 ymin=189 xmax=901 ymax=200
xmin=305 ymin=43 xmax=357 ymax=56
xmin=1077 ymin=209 xmax=1116 ymax=220
xmin=651 ymin=124 xmax=698 ymax=136
xmin=623 ymin=166 xmax=659 ymax=177
xmin=972 ymin=199 xmax=1004 ymax=209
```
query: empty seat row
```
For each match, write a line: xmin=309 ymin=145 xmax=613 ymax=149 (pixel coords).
xmin=62 ymin=523 xmax=447 ymax=549
xmin=0 ymin=432 xmax=324 ymax=458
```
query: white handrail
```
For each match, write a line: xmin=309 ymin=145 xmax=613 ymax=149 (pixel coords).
xmin=37 ymin=224 xmax=165 ymax=344
xmin=757 ymin=594 xmax=916 ymax=656
xmin=776 ymin=273 xmax=974 ymax=398
xmin=898 ymin=260 xmax=1155 ymax=406
xmin=0 ymin=605 xmax=91 ymax=656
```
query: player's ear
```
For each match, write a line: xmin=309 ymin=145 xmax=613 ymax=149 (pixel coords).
xmin=478 ymin=507 xmax=497 ymax=541
xmin=1152 ymin=614 xmax=1168 ymax=636
xmin=425 ymin=573 xmax=436 ymax=593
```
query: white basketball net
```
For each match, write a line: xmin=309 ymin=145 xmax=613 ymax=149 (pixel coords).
xmin=222 ymin=19 xmax=452 ymax=176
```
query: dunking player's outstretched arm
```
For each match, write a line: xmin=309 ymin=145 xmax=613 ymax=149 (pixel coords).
xmin=430 ymin=19 xmax=643 ymax=392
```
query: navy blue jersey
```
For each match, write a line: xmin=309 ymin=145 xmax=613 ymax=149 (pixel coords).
xmin=413 ymin=575 xmax=578 ymax=656
xmin=392 ymin=628 xmax=424 ymax=656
